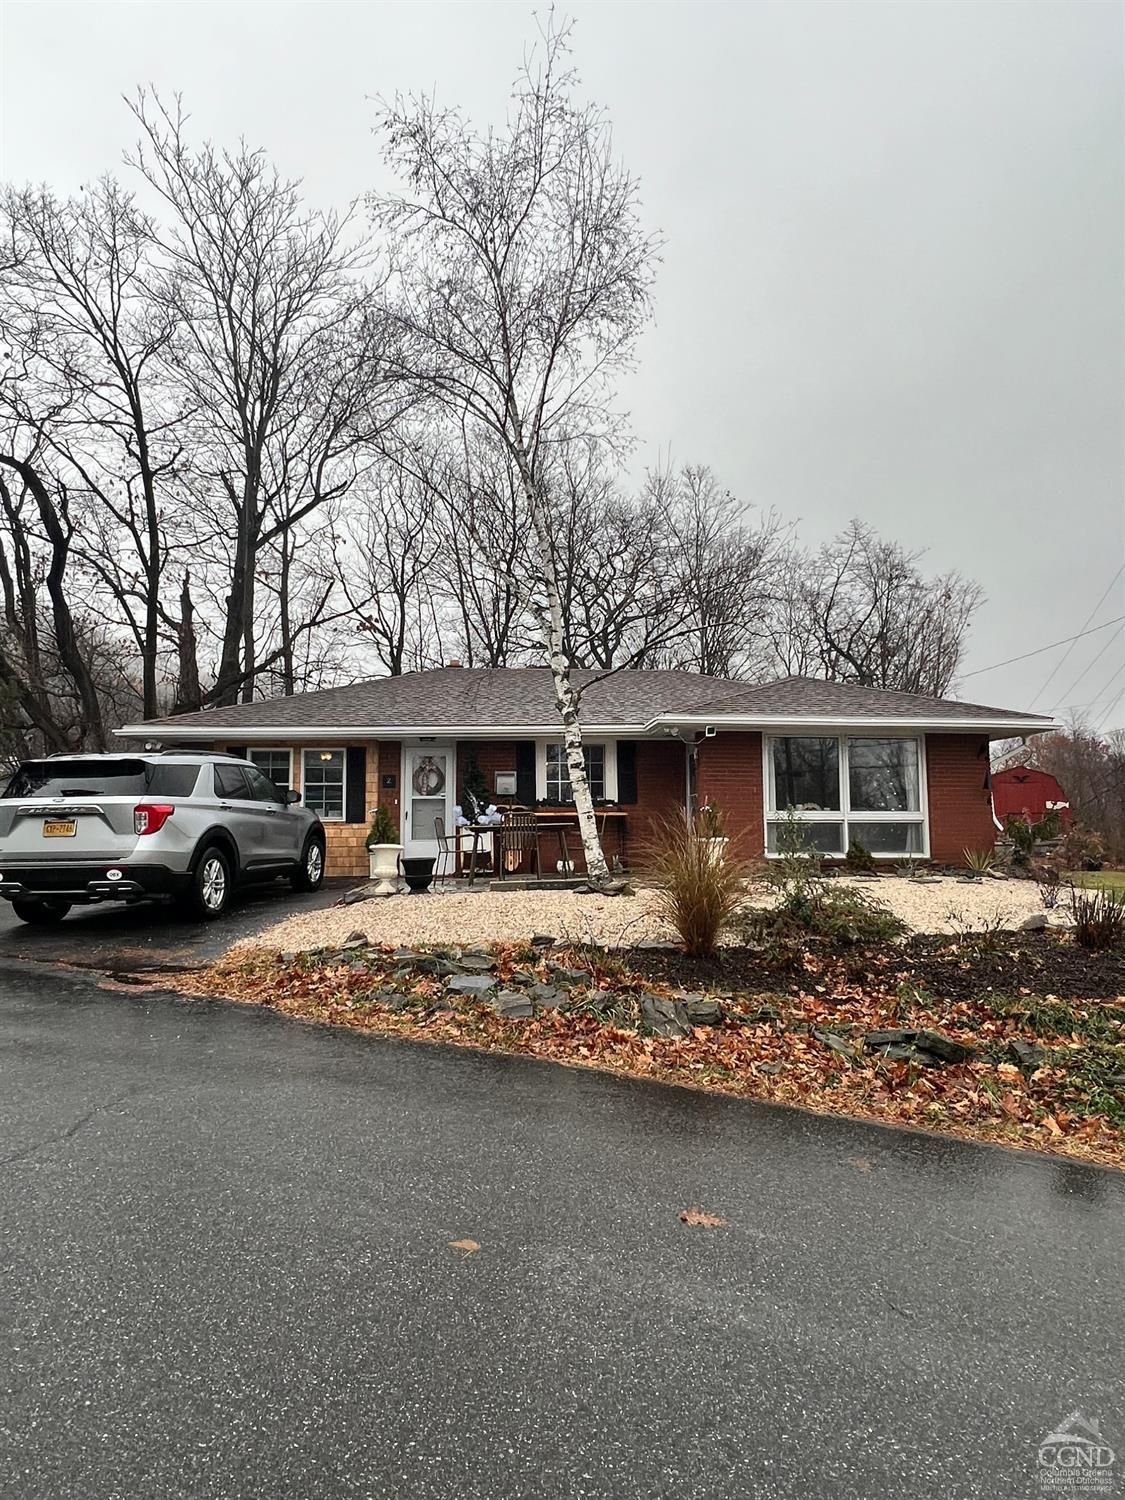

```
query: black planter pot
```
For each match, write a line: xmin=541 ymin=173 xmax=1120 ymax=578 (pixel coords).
xmin=401 ymin=857 xmax=436 ymax=894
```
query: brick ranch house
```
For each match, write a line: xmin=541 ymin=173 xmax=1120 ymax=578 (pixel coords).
xmin=120 ymin=667 xmax=1056 ymax=879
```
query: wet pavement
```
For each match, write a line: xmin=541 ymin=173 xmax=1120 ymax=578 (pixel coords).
xmin=0 ymin=877 xmax=351 ymax=974
xmin=0 ymin=963 xmax=1122 ymax=1499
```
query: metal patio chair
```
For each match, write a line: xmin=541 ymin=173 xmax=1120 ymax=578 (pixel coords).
xmin=497 ymin=811 xmax=572 ymax=880
xmin=433 ymin=814 xmax=459 ymax=886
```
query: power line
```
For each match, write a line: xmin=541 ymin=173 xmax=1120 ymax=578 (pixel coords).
xmin=961 ymin=614 xmax=1125 ymax=679
xmin=1095 ymin=672 xmax=1125 ymax=735
xmin=1048 ymin=622 xmax=1125 ymax=713
xmin=1035 ymin=562 xmax=1124 ymax=706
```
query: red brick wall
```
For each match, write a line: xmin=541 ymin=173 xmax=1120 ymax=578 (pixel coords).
xmin=457 ymin=741 xmax=521 ymax=805
xmin=627 ymin=739 xmax=689 ymax=852
xmin=377 ymin=740 xmax=402 ymax=833
xmin=926 ymin=734 xmax=996 ymax=865
xmin=451 ymin=737 xmax=685 ymax=872
xmin=694 ymin=731 xmax=765 ymax=856
xmin=207 ymin=729 xmax=998 ymax=873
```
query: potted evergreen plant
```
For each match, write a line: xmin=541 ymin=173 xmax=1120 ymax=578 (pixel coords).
xmin=366 ymin=805 xmax=402 ymax=894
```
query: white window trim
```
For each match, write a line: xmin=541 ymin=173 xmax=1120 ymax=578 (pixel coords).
xmin=535 ymin=739 xmax=618 ymax=803
xmin=301 ymin=747 xmax=348 ymax=823
xmin=247 ymin=747 xmax=294 ymax=792
xmin=763 ymin=734 xmax=929 ymax=859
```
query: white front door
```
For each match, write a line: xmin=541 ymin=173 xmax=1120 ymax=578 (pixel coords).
xmin=402 ymin=743 xmax=454 ymax=862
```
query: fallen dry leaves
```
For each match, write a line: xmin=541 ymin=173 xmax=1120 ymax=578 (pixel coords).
xmin=678 ymin=1208 xmax=729 ymax=1228
xmin=171 ymin=941 xmax=1125 ymax=1171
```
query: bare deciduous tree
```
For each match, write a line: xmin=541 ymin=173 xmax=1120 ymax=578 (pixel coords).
xmin=1 ymin=180 xmax=183 ymax=718
xmin=128 ymin=92 xmax=381 ymax=705
xmin=0 ymin=443 xmax=109 ymax=749
xmin=770 ymin=519 xmax=983 ymax=696
xmin=371 ymin=18 xmax=660 ymax=882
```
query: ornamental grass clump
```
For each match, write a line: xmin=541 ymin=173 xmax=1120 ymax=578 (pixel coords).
xmin=640 ymin=809 xmax=752 ymax=958
xmin=1070 ymin=886 xmax=1125 ymax=951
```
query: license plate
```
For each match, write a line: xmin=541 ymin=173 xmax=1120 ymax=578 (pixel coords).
xmin=42 ymin=819 xmax=77 ymax=838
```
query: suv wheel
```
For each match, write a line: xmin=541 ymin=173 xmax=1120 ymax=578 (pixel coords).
xmin=188 ymin=845 xmax=232 ymax=920
xmin=291 ymin=833 xmax=326 ymax=892
xmin=11 ymin=898 xmax=71 ymax=925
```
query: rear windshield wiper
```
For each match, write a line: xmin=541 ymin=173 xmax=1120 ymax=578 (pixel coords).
xmin=58 ymin=787 xmax=101 ymax=796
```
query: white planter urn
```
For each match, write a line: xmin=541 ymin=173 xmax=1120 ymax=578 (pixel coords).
xmin=701 ymin=836 xmax=730 ymax=867
xmin=367 ymin=843 xmax=403 ymax=896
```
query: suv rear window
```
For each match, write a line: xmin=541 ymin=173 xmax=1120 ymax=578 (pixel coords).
xmin=4 ymin=759 xmax=201 ymax=799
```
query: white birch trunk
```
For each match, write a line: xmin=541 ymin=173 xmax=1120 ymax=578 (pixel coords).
xmin=514 ymin=444 xmax=611 ymax=886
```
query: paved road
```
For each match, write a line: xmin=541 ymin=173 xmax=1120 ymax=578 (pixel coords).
xmin=1 ymin=965 xmax=1122 ymax=1499
xmin=0 ymin=878 xmax=351 ymax=974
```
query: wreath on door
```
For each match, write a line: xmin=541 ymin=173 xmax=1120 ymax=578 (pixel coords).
xmin=412 ymin=756 xmax=446 ymax=797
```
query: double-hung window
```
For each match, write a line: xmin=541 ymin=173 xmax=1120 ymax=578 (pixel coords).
xmin=302 ymin=749 xmax=346 ymax=821
xmin=540 ymin=742 xmax=612 ymax=803
xmin=766 ymin=736 xmax=926 ymax=857
xmin=248 ymin=748 xmax=293 ymax=798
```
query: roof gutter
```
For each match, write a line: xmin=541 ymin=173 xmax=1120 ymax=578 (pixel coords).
xmin=643 ymin=713 xmax=1058 ymax=735
xmin=114 ymin=722 xmax=650 ymax=742
xmin=117 ymin=713 xmax=1058 ymax=743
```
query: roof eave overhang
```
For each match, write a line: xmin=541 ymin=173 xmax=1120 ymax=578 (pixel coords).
xmin=117 ymin=714 xmax=1058 ymax=742
xmin=645 ymin=714 xmax=1058 ymax=736
xmin=114 ymin=722 xmax=652 ymax=742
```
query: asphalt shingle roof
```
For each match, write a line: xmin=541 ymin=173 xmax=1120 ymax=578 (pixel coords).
xmin=124 ymin=667 xmax=1051 ymax=737
xmin=682 ymin=675 xmax=1046 ymax=723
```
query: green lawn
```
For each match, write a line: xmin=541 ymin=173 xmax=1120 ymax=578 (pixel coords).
xmin=1068 ymin=870 xmax=1125 ymax=894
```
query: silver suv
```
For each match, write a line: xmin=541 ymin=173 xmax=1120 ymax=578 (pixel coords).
xmin=0 ymin=752 xmax=326 ymax=925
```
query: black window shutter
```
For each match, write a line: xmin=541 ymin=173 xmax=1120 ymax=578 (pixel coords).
xmin=227 ymin=746 xmax=247 ymax=759
xmin=345 ymin=747 xmax=367 ymax=823
xmin=616 ymin=741 xmax=638 ymax=804
xmin=515 ymin=741 xmax=536 ymax=805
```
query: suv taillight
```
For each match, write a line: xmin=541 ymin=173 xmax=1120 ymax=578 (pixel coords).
xmin=134 ymin=803 xmax=175 ymax=835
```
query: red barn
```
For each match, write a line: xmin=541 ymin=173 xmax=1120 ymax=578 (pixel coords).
xmin=992 ymin=765 xmax=1071 ymax=830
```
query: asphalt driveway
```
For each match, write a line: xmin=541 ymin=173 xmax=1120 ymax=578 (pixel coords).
xmin=1 ymin=964 xmax=1122 ymax=1499
xmin=0 ymin=877 xmax=351 ymax=974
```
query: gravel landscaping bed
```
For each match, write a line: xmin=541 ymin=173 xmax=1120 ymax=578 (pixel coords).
xmin=241 ymin=874 xmax=1049 ymax=954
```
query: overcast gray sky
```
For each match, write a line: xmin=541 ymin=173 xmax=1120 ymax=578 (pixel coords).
xmin=1 ymin=0 xmax=1122 ymax=720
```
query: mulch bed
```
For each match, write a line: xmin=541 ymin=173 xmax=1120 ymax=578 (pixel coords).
xmin=622 ymin=931 xmax=1125 ymax=1003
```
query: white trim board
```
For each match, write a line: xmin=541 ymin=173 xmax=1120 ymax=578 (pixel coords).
xmin=118 ymin=716 xmax=1053 ymax=743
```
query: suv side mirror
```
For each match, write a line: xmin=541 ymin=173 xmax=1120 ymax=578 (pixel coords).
xmin=285 ymin=789 xmax=301 ymax=805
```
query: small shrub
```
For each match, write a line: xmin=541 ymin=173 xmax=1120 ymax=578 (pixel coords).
xmin=1005 ymin=811 xmax=1062 ymax=869
xmin=767 ymin=808 xmax=823 ymax=897
xmin=843 ymin=838 xmax=877 ymax=873
xmin=962 ymin=847 xmax=995 ymax=880
xmin=640 ymin=809 xmax=752 ymax=958
xmin=1033 ymin=857 xmax=1069 ymax=910
xmin=1062 ymin=823 xmax=1106 ymax=872
xmin=946 ymin=907 xmax=1009 ymax=955
xmin=744 ymin=884 xmax=905 ymax=949
xmin=1005 ymin=814 xmax=1036 ymax=868
xmin=1070 ymin=886 xmax=1125 ymax=950
xmin=366 ymin=805 xmax=398 ymax=847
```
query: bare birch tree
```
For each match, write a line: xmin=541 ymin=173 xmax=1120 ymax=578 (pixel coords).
xmin=371 ymin=17 xmax=660 ymax=882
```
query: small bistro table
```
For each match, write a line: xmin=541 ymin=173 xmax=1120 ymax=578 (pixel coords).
xmin=456 ymin=809 xmax=629 ymax=882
